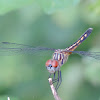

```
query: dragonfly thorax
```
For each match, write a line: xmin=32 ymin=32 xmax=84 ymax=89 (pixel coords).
xmin=45 ymin=59 xmax=60 ymax=73
xmin=53 ymin=51 xmax=69 ymax=67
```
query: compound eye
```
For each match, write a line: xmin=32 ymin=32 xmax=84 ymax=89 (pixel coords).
xmin=52 ymin=60 xmax=58 ymax=67
xmin=45 ymin=60 xmax=52 ymax=66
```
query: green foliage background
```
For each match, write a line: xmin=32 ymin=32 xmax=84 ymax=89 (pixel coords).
xmin=0 ymin=0 xmax=100 ymax=100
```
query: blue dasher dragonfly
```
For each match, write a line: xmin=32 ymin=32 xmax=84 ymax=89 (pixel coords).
xmin=0 ymin=28 xmax=100 ymax=90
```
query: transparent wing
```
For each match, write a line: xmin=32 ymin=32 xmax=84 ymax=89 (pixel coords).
xmin=70 ymin=51 xmax=100 ymax=60
xmin=0 ymin=42 xmax=55 ymax=55
xmin=0 ymin=42 xmax=100 ymax=60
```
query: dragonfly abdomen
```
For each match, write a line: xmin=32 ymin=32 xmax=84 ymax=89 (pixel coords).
xmin=66 ymin=28 xmax=93 ymax=51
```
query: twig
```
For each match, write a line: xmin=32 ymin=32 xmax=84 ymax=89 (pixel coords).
xmin=48 ymin=78 xmax=61 ymax=100
xmin=7 ymin=97 xmax=10 ymax=100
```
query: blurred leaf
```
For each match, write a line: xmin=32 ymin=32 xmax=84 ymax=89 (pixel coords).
xmin=36 ymin=0 xmax=79 ymax=14
xmin=0 ymin=0 xmax=81 ymax=15
xmin=82 ymin=0 xmax=100 ymax=24
xmin=89 ymin=0 xmax=100 ymax=15
xmin=0 ymin=0 xmax=34 ymax=15
xmin=73 ymin=0 xmax=80 ymax=5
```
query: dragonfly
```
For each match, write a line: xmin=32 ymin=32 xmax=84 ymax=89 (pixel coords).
xmin=0 ymin=28 xmax=100 ymax=90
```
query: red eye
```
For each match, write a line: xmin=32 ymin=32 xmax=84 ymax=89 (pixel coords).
xmin=45 ymin=59 xmax=58 ymax=68
xmin=45 ymin=60 xmax=52 ymax=66
xmin=52 ymin=60 xmax=58 ymax=67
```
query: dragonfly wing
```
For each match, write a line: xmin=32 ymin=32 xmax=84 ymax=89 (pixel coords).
xmin=0 ymin=42 xmax=55 ymax=55
xmin=70 ymin=51 xmax=100 ymax=60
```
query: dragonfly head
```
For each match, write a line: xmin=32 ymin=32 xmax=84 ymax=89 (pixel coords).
xmin=45 ymin=59 xmax=59 ymax=73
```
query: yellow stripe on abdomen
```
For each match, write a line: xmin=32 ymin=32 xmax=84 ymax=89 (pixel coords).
xmin=66 ymin=28 xmax=93 ymax=52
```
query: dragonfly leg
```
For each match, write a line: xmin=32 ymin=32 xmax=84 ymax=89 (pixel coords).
xmin=53 ymin=72 xmax=56 ymax=81
xmin=56 ymin=70 xmax=62 ymax=90
xmin=49 ymin=72 xmax=58 ymax=83
xmin=49 ymin=70 xmax=62 ymax=91
xmin=48 ymin=73 xmax=52 ymax=78
xmin=55 ymin=71 xmax=60 ymax=91
xmin=52 ymin=78 xmax=58 ymax=83
xmin=52 ymin=72 xmax=59 ymax=83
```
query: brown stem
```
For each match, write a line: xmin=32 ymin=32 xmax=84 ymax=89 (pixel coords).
xmin=48 ymin=78 xmax=61 ymax=100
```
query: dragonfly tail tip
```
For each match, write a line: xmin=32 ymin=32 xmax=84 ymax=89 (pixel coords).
xmin=88 ymin=28 xmax=93 ymax=31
